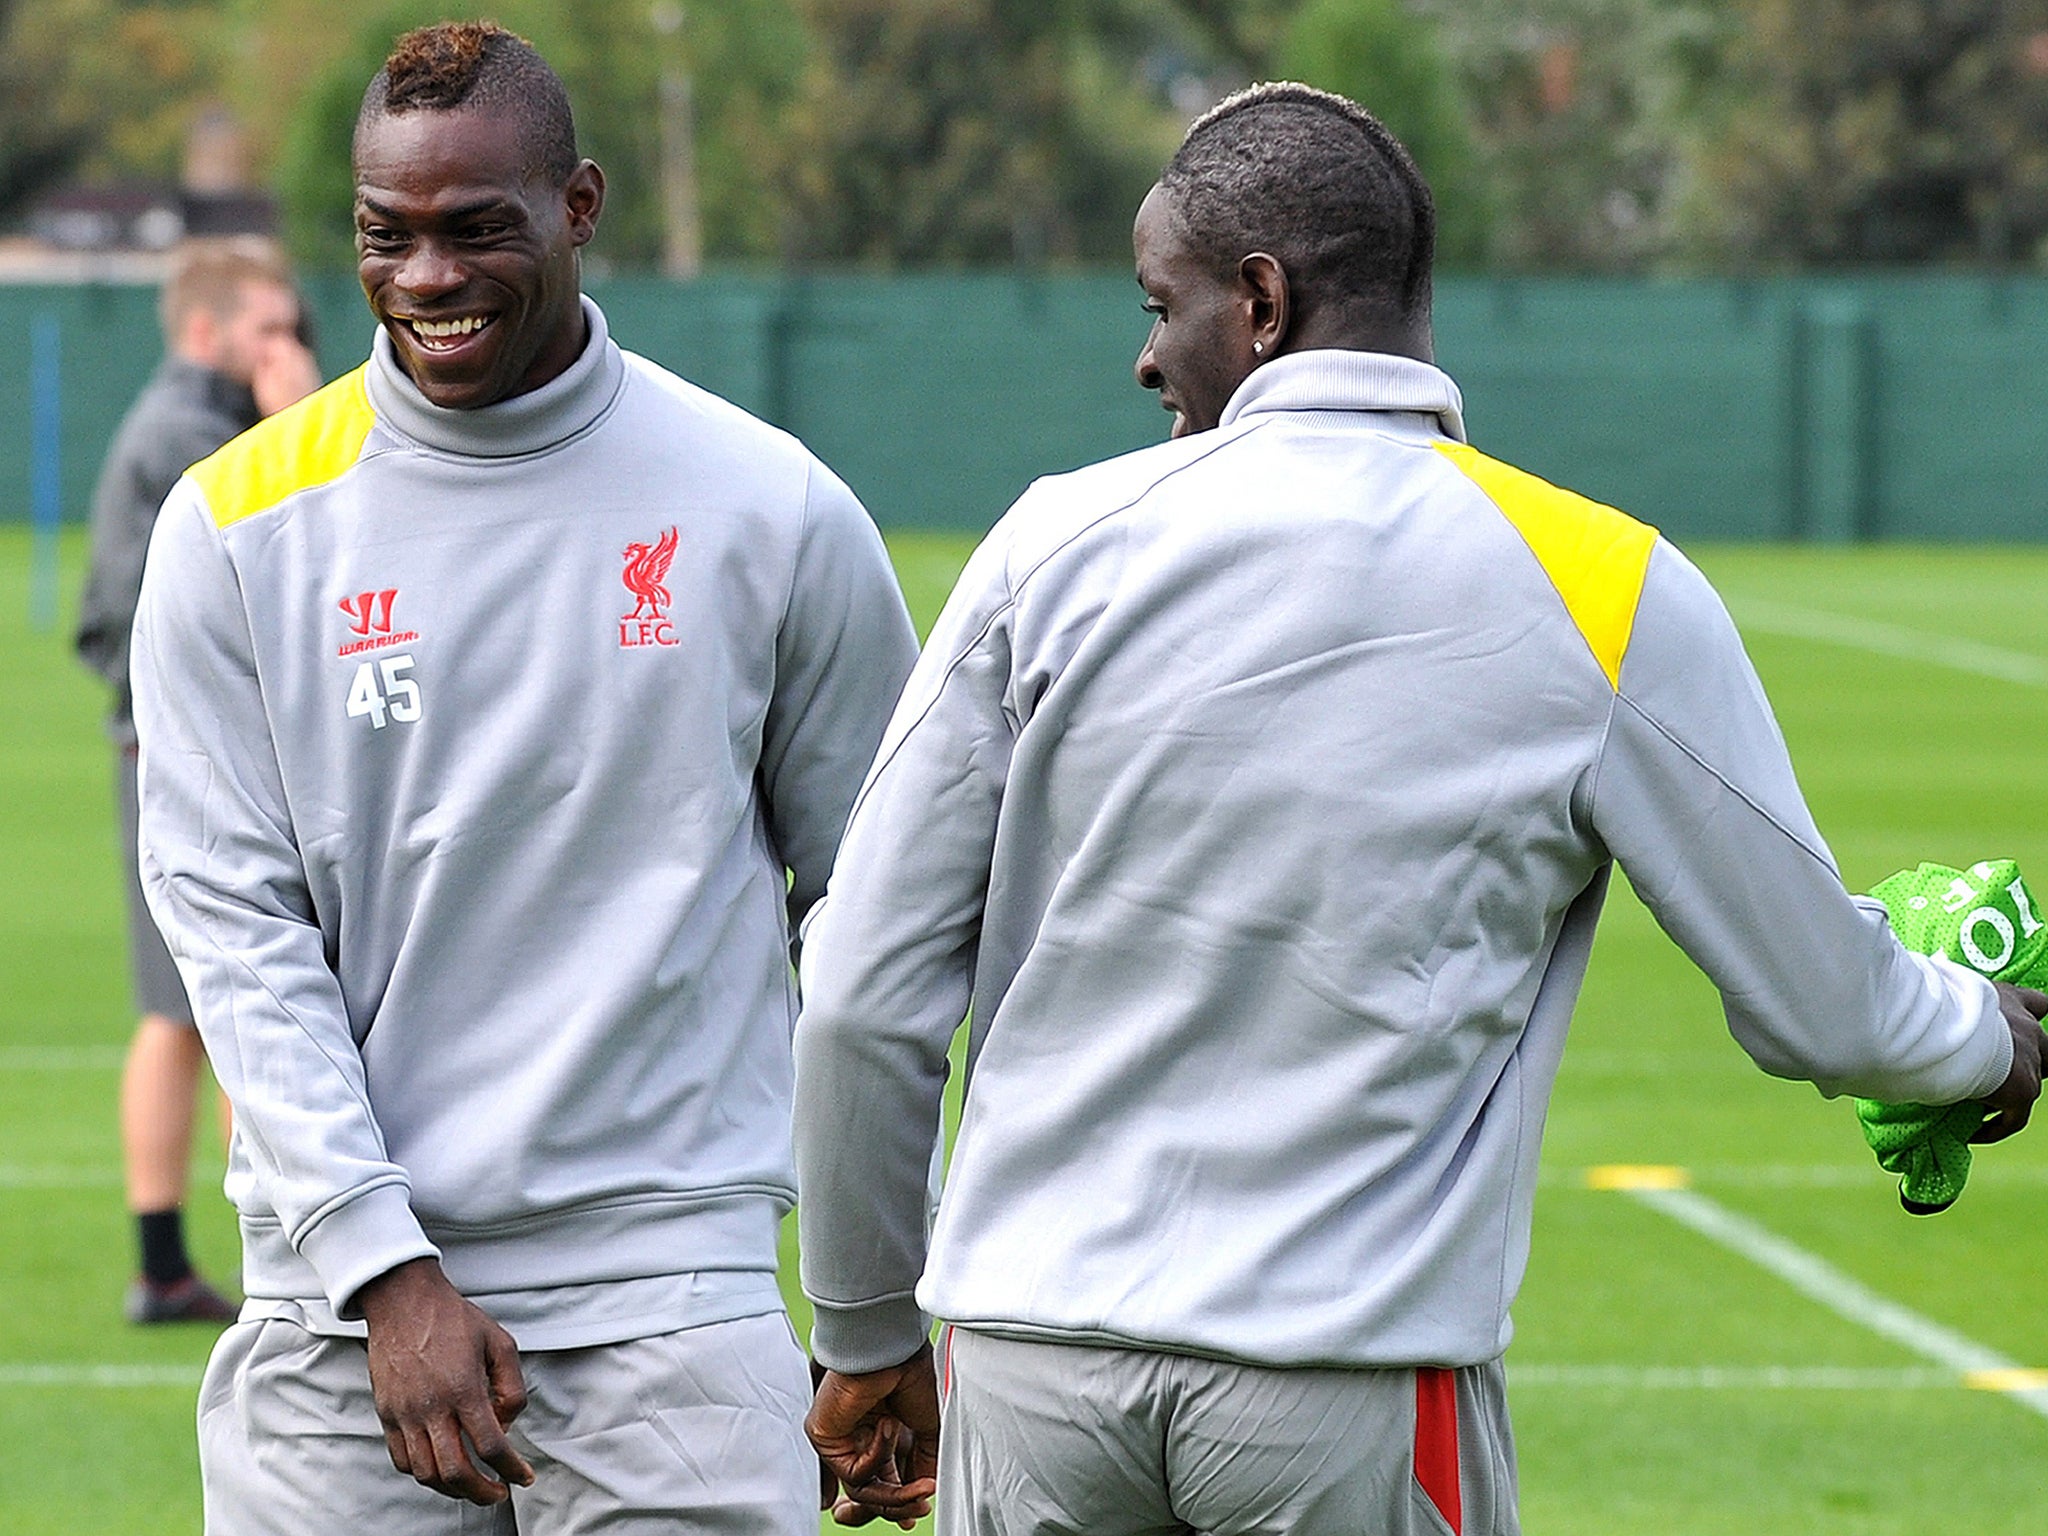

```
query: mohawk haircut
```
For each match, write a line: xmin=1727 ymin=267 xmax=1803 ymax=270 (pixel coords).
xmin=1161 ymin=82 xmax=1436 ymax=333
xmin=357 ymin=20 xmax=578 ymax=184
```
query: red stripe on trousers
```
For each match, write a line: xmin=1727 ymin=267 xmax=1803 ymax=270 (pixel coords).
xmin=1414 ymin=1367 xmax=1462 ymax=1533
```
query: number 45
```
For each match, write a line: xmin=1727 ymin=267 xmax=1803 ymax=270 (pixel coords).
xmin=346 ymin=654 xmax=422 ymax=730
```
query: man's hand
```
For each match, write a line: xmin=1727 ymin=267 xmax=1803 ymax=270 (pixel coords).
xmin=1975 ymin=982 xmax=2048 ymax=1144
xmin=356 ymin=1257 xmax=535 ymax=1506
xmin=807 ymin=1344 xmax=941 ymax=1529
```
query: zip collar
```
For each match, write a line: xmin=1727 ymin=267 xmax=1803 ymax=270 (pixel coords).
xmin=1219 ymin=348 xmax=1467 ymax=444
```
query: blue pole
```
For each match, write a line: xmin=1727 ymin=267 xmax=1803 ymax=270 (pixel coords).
xmin=29 ymin=313 xmax=62 ymax=631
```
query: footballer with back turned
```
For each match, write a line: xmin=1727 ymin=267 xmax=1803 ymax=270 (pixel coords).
xmin=791 ymin=83 xmax=2048 ymax=1534
xmin=130 ymin=22 xmax=917 ymax=1534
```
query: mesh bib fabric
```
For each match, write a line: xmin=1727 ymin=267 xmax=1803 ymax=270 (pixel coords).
xmin=1856 ymin=860 xmax=2048 ymax=1213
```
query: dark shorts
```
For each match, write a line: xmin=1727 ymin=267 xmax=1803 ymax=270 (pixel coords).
xmin=116 ymin=748 xmax=194 ymax=1025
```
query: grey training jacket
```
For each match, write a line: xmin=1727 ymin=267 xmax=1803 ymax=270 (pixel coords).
xmin=793 ymin=349 xmax=2011 ymax=1375
xmin=78 ymin=356 xmax=261 ymax=747
xmin=133 ymin=301 xmax=919 ymax=1348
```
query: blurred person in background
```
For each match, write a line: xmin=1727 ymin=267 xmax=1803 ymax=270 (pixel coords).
xmin=75 ymin=237 xmax=320 ymax=1324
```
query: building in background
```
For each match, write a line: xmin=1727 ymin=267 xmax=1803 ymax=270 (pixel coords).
xmin=0 ymin=105 xmax=275 ymax=282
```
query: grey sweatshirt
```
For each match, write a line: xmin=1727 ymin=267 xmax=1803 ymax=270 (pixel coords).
xmin=793 ymin=349 xmax=2012 ymax=1375
xmin=78 ymin=356 xmax=261 ymax=747
xmin=132 ymin=300 xmax=918 ymax=1348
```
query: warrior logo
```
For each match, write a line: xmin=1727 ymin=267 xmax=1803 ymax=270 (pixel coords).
xmin=337 ymin=588 xmax=418 ymax=658
xmin=620 ymin=527 xmax=681 ymax=648
xmin=340 ymin=589 xmax=396 ymax=636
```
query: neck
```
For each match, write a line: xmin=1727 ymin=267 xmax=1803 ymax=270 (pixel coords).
xmin=1283 ymin=307 xmax=1433 ymax=365
xmin=368 ymin=294 xmax=624 ymax=460
xmin=515 ymin=296 xmax=591 ymax=399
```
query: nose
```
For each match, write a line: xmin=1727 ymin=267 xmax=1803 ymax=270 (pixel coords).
xmin=1135 ymin=328 xmax=1162 ymax=391
xmin=393 ymin=239 xmax=465 ymax=300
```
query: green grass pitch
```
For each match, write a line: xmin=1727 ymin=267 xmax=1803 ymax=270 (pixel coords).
xmin=5 ymin=527 xmax=2048 ymax=1533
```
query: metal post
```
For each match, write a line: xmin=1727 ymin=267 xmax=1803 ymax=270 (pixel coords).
xmin=1791 ymin=294 xmax=1877 ymax=543
xmin=29 ymin=313 xmax=62 ymax=630
xmin=652 ymin=1 xmax=703 ymax=280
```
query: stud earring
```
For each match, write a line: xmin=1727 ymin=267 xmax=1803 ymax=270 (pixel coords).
xmin=1253 ymin=341 xmax=1264 ymax=354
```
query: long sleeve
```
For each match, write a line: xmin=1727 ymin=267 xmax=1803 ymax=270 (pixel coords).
xmin=131 ymin=483 xmax=438 ymax=1316
xmin=75 ymin=427 xmax=160 ymax=695
xmin=77 ymin=373 xmax=255 ymax=726
xmin=761 ymin=464 xmax=920 ymax=928
xmin=1592 ymin=541 xmax=2012 ymax=1105
xmin=793 ymin=532 xmax=1017 ymax=1373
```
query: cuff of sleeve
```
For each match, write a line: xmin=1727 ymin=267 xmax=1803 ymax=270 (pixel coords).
xmin=807 ymin=1293 xmax=933 ymax=1376
xmin=1967 ymin=987 xmax=2018 ymax=1103
xmin=1921 ymin=957 xmax=2017 ymax=1103
xmin=294 ymin=1179 xmax=441 ymax=1321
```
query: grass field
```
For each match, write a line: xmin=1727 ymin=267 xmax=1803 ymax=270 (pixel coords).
xmin=5 ymin=526 xmax=2048 ymax=1533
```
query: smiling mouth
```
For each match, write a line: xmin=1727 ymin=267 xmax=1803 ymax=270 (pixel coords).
xmin=401 ymin=315 xmax=495 ymax=353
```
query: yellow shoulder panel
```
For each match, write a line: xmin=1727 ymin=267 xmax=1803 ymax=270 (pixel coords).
xmin=189 ymin=367 xmax=375 ymax=530
xmin=1437 ymin=442 xmax=1658 ymax=690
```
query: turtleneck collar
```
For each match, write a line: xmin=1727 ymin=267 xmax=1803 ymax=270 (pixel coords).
xmin=1219 ymin=348 xmax=1467 ymax=444
xmin=365 ymin=295 xmax=627 ymax=459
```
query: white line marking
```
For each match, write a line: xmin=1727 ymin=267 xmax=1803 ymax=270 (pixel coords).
xmin=0 ymin=1364 xmax=201 ymax=1388
xmin=1729 ymin=596 xmax=2048 ymax=687
xmin=0 ymin=1046 xmax=126 ymax=1070
xmin=1700 ymin=1163 xmax=2048 ymax=1188
xmin=1508 ymin=1364 xmax=1958 ymax=1390
xmin=0 ymin=1165 xmax=123 ymax=1188
xmin=1620 ymin=1180 xmax=2048 ymax=1419
xmin=1539 ymin=1162 xmax=2048 ymax=1190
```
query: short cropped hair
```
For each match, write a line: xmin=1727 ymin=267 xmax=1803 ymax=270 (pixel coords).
xmin=1160 ymin=82 xmax=1436 ymax=331
xmin=356 ymin=20 xmax=578 ymax=184
xmin=159 ymin=238 xmax=293 ymax=342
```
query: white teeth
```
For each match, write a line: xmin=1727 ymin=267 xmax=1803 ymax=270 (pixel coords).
xmin=410 ymin=316 xmax=488 ymax=338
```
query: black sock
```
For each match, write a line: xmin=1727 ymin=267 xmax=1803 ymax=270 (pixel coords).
xmin=137 ymin=1208 xmax=194 ymax=1287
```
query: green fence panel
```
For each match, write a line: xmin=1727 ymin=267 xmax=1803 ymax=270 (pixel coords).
xmin=0 ymin=284 xmax=165 ymax=532
xmin=1844 ymin=275 xmax=2048 ymax=542
xmin=1434 ymin=279 xmax=1799 ymax=540
xmin=766 ymin=273 xmax=1164 ymax=528
xmin=7 ymin=271 xmax=2048 ymax=541
xmin=585 ymin=274 xmax=788 ymax=420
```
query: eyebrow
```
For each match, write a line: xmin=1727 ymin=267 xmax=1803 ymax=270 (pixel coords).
xmin=357 ymin=194 xmax=521 ymax=224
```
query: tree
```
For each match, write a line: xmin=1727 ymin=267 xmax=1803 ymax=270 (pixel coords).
xmin=1158 ymin=0 xmax=1307 ymax=77
xmin=0 ymin=0 xmax=92 ymax=225
xmin=0 ymin=0 xmax=232 ymax=229
xmin=272 ymin=0 xmax=810 ymax=269
xmin=1081 ymin=0 xmax=1726 ymax=274
xmin=779 ymin=0 xmax=1185 ymax=264
xmin=1693 ymin=0 xmax=2048 ymax=266
xmin=1409 ymin=0 xmax=1731 ymax=272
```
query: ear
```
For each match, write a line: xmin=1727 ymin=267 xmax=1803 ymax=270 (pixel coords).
xmin=1238 ymin=252 xmax=1291 ymax=360
xmin=564 ymin=159 xmax=606 ymax=248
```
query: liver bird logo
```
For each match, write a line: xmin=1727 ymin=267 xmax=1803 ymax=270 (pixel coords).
xmin=622 ymin=527 xmax=679 ymax=619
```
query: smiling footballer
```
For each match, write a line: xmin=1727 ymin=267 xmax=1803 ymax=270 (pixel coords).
xmin=128 ymin=23 xmax=917 ymax=1535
